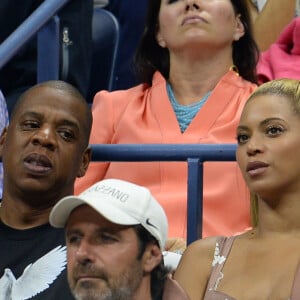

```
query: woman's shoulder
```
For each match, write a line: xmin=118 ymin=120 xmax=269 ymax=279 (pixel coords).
xmin=93 ymin=83 xmax=149 ymax=102
xmin=92 ymin=72 xmax=165 ymax=101
xmin=174 ymin=236 xmax=223 ymax=299
xmin=221 ymin=70 xmax=257 ymax=91
xmin=184 ymin=236 xmax=221 ymax=259
xmin=91 ymin=72 xmax=166 ymax=112
xmin=175 ymin=236 xmax=222 ymax=274
xmin=90 ymin=83 xmax=150 ymax=118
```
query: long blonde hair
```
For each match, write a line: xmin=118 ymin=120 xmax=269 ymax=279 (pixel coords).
xmin=250 ymin=193 xmax=259 ymax=227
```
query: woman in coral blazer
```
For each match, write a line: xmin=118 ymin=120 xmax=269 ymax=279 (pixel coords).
xmin=76 ymin=0 xmax=258 ymax=244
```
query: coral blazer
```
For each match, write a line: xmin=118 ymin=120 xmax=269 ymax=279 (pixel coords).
xmin=75 ymin=71 xmax=257 ymax=239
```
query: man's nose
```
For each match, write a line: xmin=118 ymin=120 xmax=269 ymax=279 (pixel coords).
xmin=31 ymin=126 xmax=56 ymax=150
xmin=75 ymin=240 xmax=95 ymax=265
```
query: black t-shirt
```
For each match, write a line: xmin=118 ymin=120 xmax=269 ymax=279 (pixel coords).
xmin=0 ymin=222 xmax=73 ymax=299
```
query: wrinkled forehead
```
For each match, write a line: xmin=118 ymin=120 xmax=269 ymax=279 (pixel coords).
xmin=13 ymin=86 xmax=86 ymax=123
xmin=66 ymin=205 xmax=137 ymax=236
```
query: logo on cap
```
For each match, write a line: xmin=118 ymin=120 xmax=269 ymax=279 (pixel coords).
xmin=146 ymin=218 xmax=158 ymax=229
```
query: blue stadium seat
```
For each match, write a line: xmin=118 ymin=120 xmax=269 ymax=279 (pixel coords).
xmin=87 ymin=8 xmax=120 ymax=103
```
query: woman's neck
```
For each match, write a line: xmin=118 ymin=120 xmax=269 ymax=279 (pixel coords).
xmin=256 ymin=195 xmax=300 ymax=236
xmin=168 ymin=51 xmax=234 ymax=105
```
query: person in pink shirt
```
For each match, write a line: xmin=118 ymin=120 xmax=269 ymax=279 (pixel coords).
xmin=75 ymin=0 xmax=258 ymax=247
xmin=247 ymin=0 xmax=298 ymax=51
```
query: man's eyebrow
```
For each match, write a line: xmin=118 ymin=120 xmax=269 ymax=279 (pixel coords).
xmin=65 ymin=228 xmax=82 ymax=237
xmin=59 ymin=119 xmax=80 ymax=131
xmin=20 ymin=111 xmax=80 ymax=130
xmin=19 ymin=111 xmax=78 ymax=123
xmin=19 ymin=111 xmax=43 ymax=119
xmin=94 ymin=226 xmax=115 ymax=234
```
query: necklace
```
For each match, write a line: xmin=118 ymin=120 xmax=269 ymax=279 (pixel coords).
xmin=167 ymin=83 xmax=211 ymax=133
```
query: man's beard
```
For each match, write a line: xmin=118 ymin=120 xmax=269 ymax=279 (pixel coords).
xmin=70 ymin=259 xmax=144 ymax=300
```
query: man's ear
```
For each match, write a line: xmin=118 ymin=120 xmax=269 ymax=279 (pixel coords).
xmin=77 ymin=146 xmax=92 ymax=178
xmin=142 ymin=243 xmax=163 ymax=273
xmin=0 ymin=127 xmax=8 ymax=162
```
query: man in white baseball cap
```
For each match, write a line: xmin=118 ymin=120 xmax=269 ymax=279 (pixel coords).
xmin=50 ymin=178 xmax=189 ymax=300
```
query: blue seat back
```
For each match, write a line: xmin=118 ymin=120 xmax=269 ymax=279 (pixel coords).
xmin=0 ymin=0 xmax=68 ymax=76
xmin=87 ymin=8 xmax=120 ymax=102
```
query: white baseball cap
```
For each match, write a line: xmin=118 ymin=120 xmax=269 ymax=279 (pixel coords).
xmin=49 ymin=179 xmax=168 ymax=249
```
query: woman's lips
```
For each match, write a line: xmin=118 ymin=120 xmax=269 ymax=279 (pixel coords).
xmin=246 ymin=161 xmax=269 ymax=176
xmin=182 ymin=15 xmax=208 ymax=26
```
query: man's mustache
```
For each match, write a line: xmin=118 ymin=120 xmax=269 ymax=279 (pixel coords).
xmin=73 ymin=263 xmax=109 ymax=282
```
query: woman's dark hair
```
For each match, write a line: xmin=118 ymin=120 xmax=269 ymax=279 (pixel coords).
xmin=230 ymin=0 xmax=259 ymax=83
xmin=134 ymin=0 xmax=259 ymax=84
xmin=133 ymin=225 xmax=171 ymax=300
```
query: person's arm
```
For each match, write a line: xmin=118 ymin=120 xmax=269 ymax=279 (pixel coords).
xmin=174 ymin=237 xmax=217 ymax=300
xmin=165 ymin=237 xmax=186 ymax=253
xmin=246 ymin=0 xmax=259 ymax=22
xmin=0 ymin=90 xmax=9 ymax=131
xmin=247 ymin=0 xmax=296 ymax=51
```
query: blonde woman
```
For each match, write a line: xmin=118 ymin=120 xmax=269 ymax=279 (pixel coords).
xmin=175 ymin=79 xmax=300 ymax=299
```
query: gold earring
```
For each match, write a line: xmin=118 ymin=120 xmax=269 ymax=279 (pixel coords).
xmin=229 ymin=65 xmax=239 ymax=76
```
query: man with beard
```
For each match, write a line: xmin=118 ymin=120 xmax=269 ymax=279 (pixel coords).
xmin=0 ymin=80 xmax=92 ymax=299
xmin=50 ymin=178 xmax=189 ymax=300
